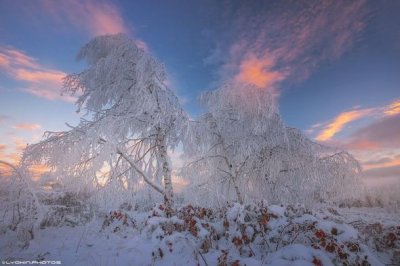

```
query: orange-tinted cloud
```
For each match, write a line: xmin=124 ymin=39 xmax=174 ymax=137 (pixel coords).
xmin=363 ymin=157 xmax=400 ymax=171
xmin=0 ymin=137 xmax=49 ymax=180
xmin=312 ymin=101 xmax=400 ymax=183
xmin=0 ymin=46 xmax=73 ymax=102
xmin=234 ymin=53 xmax=285 ymax=90
xmin=384 ymin=99 xmax=400 ymax=116
xmin=316 ymin=109 xmax=372 ymax=141
xmin=0 ymin=147 xmax=22 ymax=175
xmin=13 ymin=123 xmax=42 ymax=131
xmin=313 ymin=99 xmax=400 ymax=144
xmin=28 ymin=164 xmax=50 ymax=181
xmin=212 ymin=0 xmax=367 ymax=91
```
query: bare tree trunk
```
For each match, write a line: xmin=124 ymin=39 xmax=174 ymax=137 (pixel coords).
xmin=157 ymin=135 xmax=174 ymax=214
xmin=232 ymin=176 xmax=244 ymax=204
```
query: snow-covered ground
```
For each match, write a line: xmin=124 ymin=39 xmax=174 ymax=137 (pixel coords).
xmin=1 ymin=203 xmax=399 ymax=266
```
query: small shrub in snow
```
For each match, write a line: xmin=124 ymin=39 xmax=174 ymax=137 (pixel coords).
xmin=354 ymin=222 xmax=400 ymax=264
xmin=101 ymin=210 xmax=135 ymax=238
xmin=40 ymin=192 xmax=94 ymax=228
xmin=134 ymin=202 xmax=382 ymax=265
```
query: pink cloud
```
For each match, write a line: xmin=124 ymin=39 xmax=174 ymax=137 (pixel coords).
xmin=23 ymin=86 xmax=76 ymax=103
xmin=309 ymin=99 xmax=400 ymax=182
xmin=38 ymin=1 xmax=148 ymax=50
xmin=13 ymin=123 xmax=42 ymax=131
xmin=14 ymin=69 xmax=65 ymax=84
xmin=345 ymin=114 xmax=400 ymax=150
xmin=0 ymin=46 xmax=74 ymax=102
xmin=213 ymin=0 xmax=367 ymax=91
xmin=41 ymin=0 xmax=128 ymax=36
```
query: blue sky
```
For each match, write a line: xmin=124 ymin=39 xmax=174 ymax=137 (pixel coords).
xmin=0 ymin=0 xmax=399 ymax=184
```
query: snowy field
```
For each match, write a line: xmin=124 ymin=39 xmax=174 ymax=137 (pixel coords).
xmin=1 ymin=202 xmax=399 ymax=266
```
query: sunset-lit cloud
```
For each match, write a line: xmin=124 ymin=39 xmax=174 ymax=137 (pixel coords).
xmin=310 ymin=99 xmax=400 ymax=184
xmin=39 ymin=0 xmax=147 ymax=51
xmin=384 ymin=99 xmax=400 ymax=116
xmin=363 ymin=156 xmax=400 ymax=170
xmin=0 ymin=135 xmax=49 ymax=179
xmin=234 ymin=53 xmax=285 ymax=91
xmin=211 ymin=0 xmax=367 ymax=91
xmin=14 ymin=69 xmax=65 ymax=84
xmin=0 ymin=46 xmax=74 ymax=102
xmin=313 ymin=98 xmax=400 ymax=143
xmin=28 ymin=164 xmax=50 ymax=181
xmin=13 ymin=123 xmax=42 ymax=131
xmin=316 ymin=109 xmax=372 ymax=141
xmin=41 ymin=0 xmax=128 ymax=36
xmin=345 ymin=114 xmax=400 ymax=150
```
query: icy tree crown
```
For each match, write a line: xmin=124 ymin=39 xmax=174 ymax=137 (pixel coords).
xmin=23 ymin=34 xmax=187 ymax=208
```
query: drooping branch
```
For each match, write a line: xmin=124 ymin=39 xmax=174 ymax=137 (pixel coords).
xmin=116 ymin=148 xmax=164 ymax=195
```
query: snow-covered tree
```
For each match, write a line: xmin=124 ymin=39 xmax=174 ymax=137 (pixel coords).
xmin=0 ymin=161 xmax=42 ymax=247
xmin=182 ymin=83 xmax=361 ymax=206
xmin=23 ymin=34 xmax=187 ymax=211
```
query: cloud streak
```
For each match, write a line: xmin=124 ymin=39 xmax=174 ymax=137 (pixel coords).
xmin=315 ymin=109 xmax=373 ymax=141
xmin=363 ymin=165 xmax=400 ymax=179
xmin=313 ymin=98 xmax=400 ymax=142
xmin=211 ymin=0 xmax=367 ymax=91
xmin=384 ymin=99 xmax=400 ymax=116
xmin=39 ymin=0 xmax=148 ymax=51
xmin=41 ymin=0 xmax=128 ymax=36
xmin=346 ymin=114 xmax=400 ymax=150
xmin=311 ymin=99 xmax=400 ymax=183
xmin=13 ymin=123 xmax=42 ymax=131
xmin=0 ymin=46 xmax=74 ymax=102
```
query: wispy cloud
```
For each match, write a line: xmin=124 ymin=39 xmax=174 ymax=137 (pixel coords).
xmin=13 ymin=123 xmax=42 ymax=131
xmin=315 ymin=109 xmax=373 ymax=141
xmin=210 ymin=0 xmax=367 ymax=91
xmin=363 ymin=165 xmax=400 ymax=179
xmin=384 ymin=99 xmax=400 ymax=116
xmin=39 ymin=0 xmax=148 ymax=50
xmin=346 ymin=114 xmax=400 ymax=150
xmin=0 ymin=140 xmax=49 ymax=179
xmin=363 ymin=155 xmax=400 ymax=170
xmin=313 ymin=98 xmax=400 ymax=142
xmin=41 ymin=0 xmax=127 ymax=36
xmin=311 ymin=99 xmax=400 ymax=183
xmin=0 ymin=46 xmax=74 ymax=102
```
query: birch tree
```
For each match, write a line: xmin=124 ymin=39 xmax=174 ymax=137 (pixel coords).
xmin=183 ymin=83 xmax=361 ymax=206
xmin=23 ymin=34 xmax=187 ymax=211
